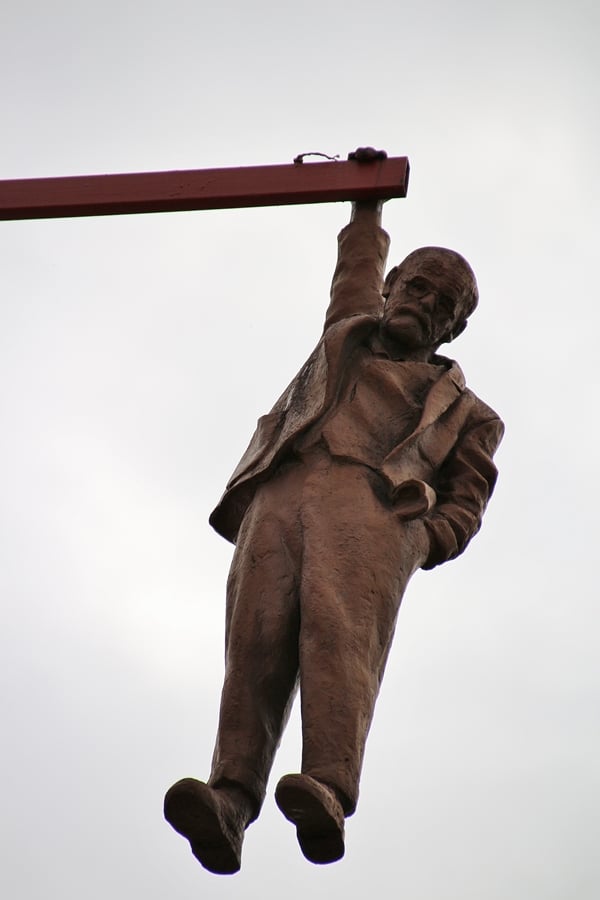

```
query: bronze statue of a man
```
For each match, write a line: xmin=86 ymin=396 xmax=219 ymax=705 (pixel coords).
xmin=164 ymin=158 xmax=504 ymax=874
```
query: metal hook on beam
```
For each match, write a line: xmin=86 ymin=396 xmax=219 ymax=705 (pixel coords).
xmin=293 ymin=152 xmax=340 ymax=164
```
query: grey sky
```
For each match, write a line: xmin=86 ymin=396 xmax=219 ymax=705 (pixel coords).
xmin=1 ymin=1 xmax=599 ymax=898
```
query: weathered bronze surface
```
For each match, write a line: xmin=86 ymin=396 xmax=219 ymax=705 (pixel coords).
xmin=165 ymin=152 xmax=504 ymax=874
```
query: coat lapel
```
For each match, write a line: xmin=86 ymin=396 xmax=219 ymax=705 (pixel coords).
xmin=413 ymin=358 xmax=465 ymax=433
xmin=380 ymin=358 xmax=466 ymax=487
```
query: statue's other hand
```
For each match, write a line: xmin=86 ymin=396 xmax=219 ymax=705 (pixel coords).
xmin=392 ymin=479 xmax=437 ymax=520
xmin=348 ymin=147 xmax=388 ymax=162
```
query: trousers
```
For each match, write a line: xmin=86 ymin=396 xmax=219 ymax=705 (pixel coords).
xmin=207 ymin=446 xmax=428 ymax=819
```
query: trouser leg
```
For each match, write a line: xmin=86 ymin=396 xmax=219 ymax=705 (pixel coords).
xmin=208 ymin=469 xmax=304 ymax=819
xmin=297 ymin=456 xmax=427 ymax=814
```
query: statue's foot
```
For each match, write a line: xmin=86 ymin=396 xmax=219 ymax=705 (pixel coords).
xmin=164 ymin=778 xmax=249 ymax=875
xmin=275 ymin=774 xmax=345 ymax=865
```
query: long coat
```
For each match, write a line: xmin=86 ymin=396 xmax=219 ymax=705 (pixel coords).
xmin=210 ymin=220 xmax=504 ymax=570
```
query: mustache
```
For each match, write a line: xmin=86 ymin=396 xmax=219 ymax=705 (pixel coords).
xmin=386 ymin=305 xmax=430 ymax=334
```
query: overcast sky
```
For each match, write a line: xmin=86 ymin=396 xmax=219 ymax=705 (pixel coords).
xmin=1 ymin=1 xmax=599 ymax=898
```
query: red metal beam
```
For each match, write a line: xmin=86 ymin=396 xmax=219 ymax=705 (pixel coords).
xmin=0 ymin=157 xmax=409 ymax=221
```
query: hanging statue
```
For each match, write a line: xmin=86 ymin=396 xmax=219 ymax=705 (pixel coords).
xmin=164 ymin=147 xmax=504 ymax=874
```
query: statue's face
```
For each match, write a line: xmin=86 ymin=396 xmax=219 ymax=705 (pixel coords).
xmin=382 ymin=269 xmax=464 ymax=349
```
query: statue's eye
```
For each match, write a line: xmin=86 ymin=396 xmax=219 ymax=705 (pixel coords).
xmin=406 ymin=278 xmax=428 ymax=296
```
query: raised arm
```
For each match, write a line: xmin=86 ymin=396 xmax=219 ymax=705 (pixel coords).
xmin=323 ymin=198 xmax=390 ymax=330
xmin=323 ymin=148 xmax=392 ymax=330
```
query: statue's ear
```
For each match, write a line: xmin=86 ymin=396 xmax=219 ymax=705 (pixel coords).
xmin=382 ymin=266 xmax=399 ymax=299
xmin=443 ymin=318 xmax=468 ymax=344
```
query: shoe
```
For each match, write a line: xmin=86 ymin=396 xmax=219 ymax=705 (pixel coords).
xmin=275 ymin=774 xmax=345 ymax=864
xmin=164 ymin=778 xmax=247 ymax=875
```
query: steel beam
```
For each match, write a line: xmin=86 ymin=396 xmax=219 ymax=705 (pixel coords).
xmin=0 ymin=157 xmax=409 ymax=221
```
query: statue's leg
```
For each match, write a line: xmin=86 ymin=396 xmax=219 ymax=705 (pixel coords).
xmin=208 ymin=466 xmax=305 ymax=817
xmin=297 ymin=458 xmax=427 ymax=815
xmin=166 ymin=466 xmax=306 ymax=872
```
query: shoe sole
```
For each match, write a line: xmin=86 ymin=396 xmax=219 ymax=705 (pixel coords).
xmin=164 ymin=779 xmax=241 ymax=875
xmin=275 ymin=776 xmax=344 ymax=864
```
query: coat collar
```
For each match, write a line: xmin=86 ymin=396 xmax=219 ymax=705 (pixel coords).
xmin=416 ymin=353 xmax=465 ymax=431
xmin=324 ymin=318 xmax=466 ymax=431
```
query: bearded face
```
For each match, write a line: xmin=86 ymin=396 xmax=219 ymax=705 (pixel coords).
xmin=382 ymin=249 xmax=477 ymax=350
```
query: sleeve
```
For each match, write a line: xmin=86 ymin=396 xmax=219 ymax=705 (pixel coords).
xmin=421 ymin=414 xmax=505 ymax=570
xmin=323 ymin=220 xmax=390 ymax=330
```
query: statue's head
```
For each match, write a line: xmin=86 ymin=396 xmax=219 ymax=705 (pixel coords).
xmin=382 ymin=247 xmax=478 ymax=350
